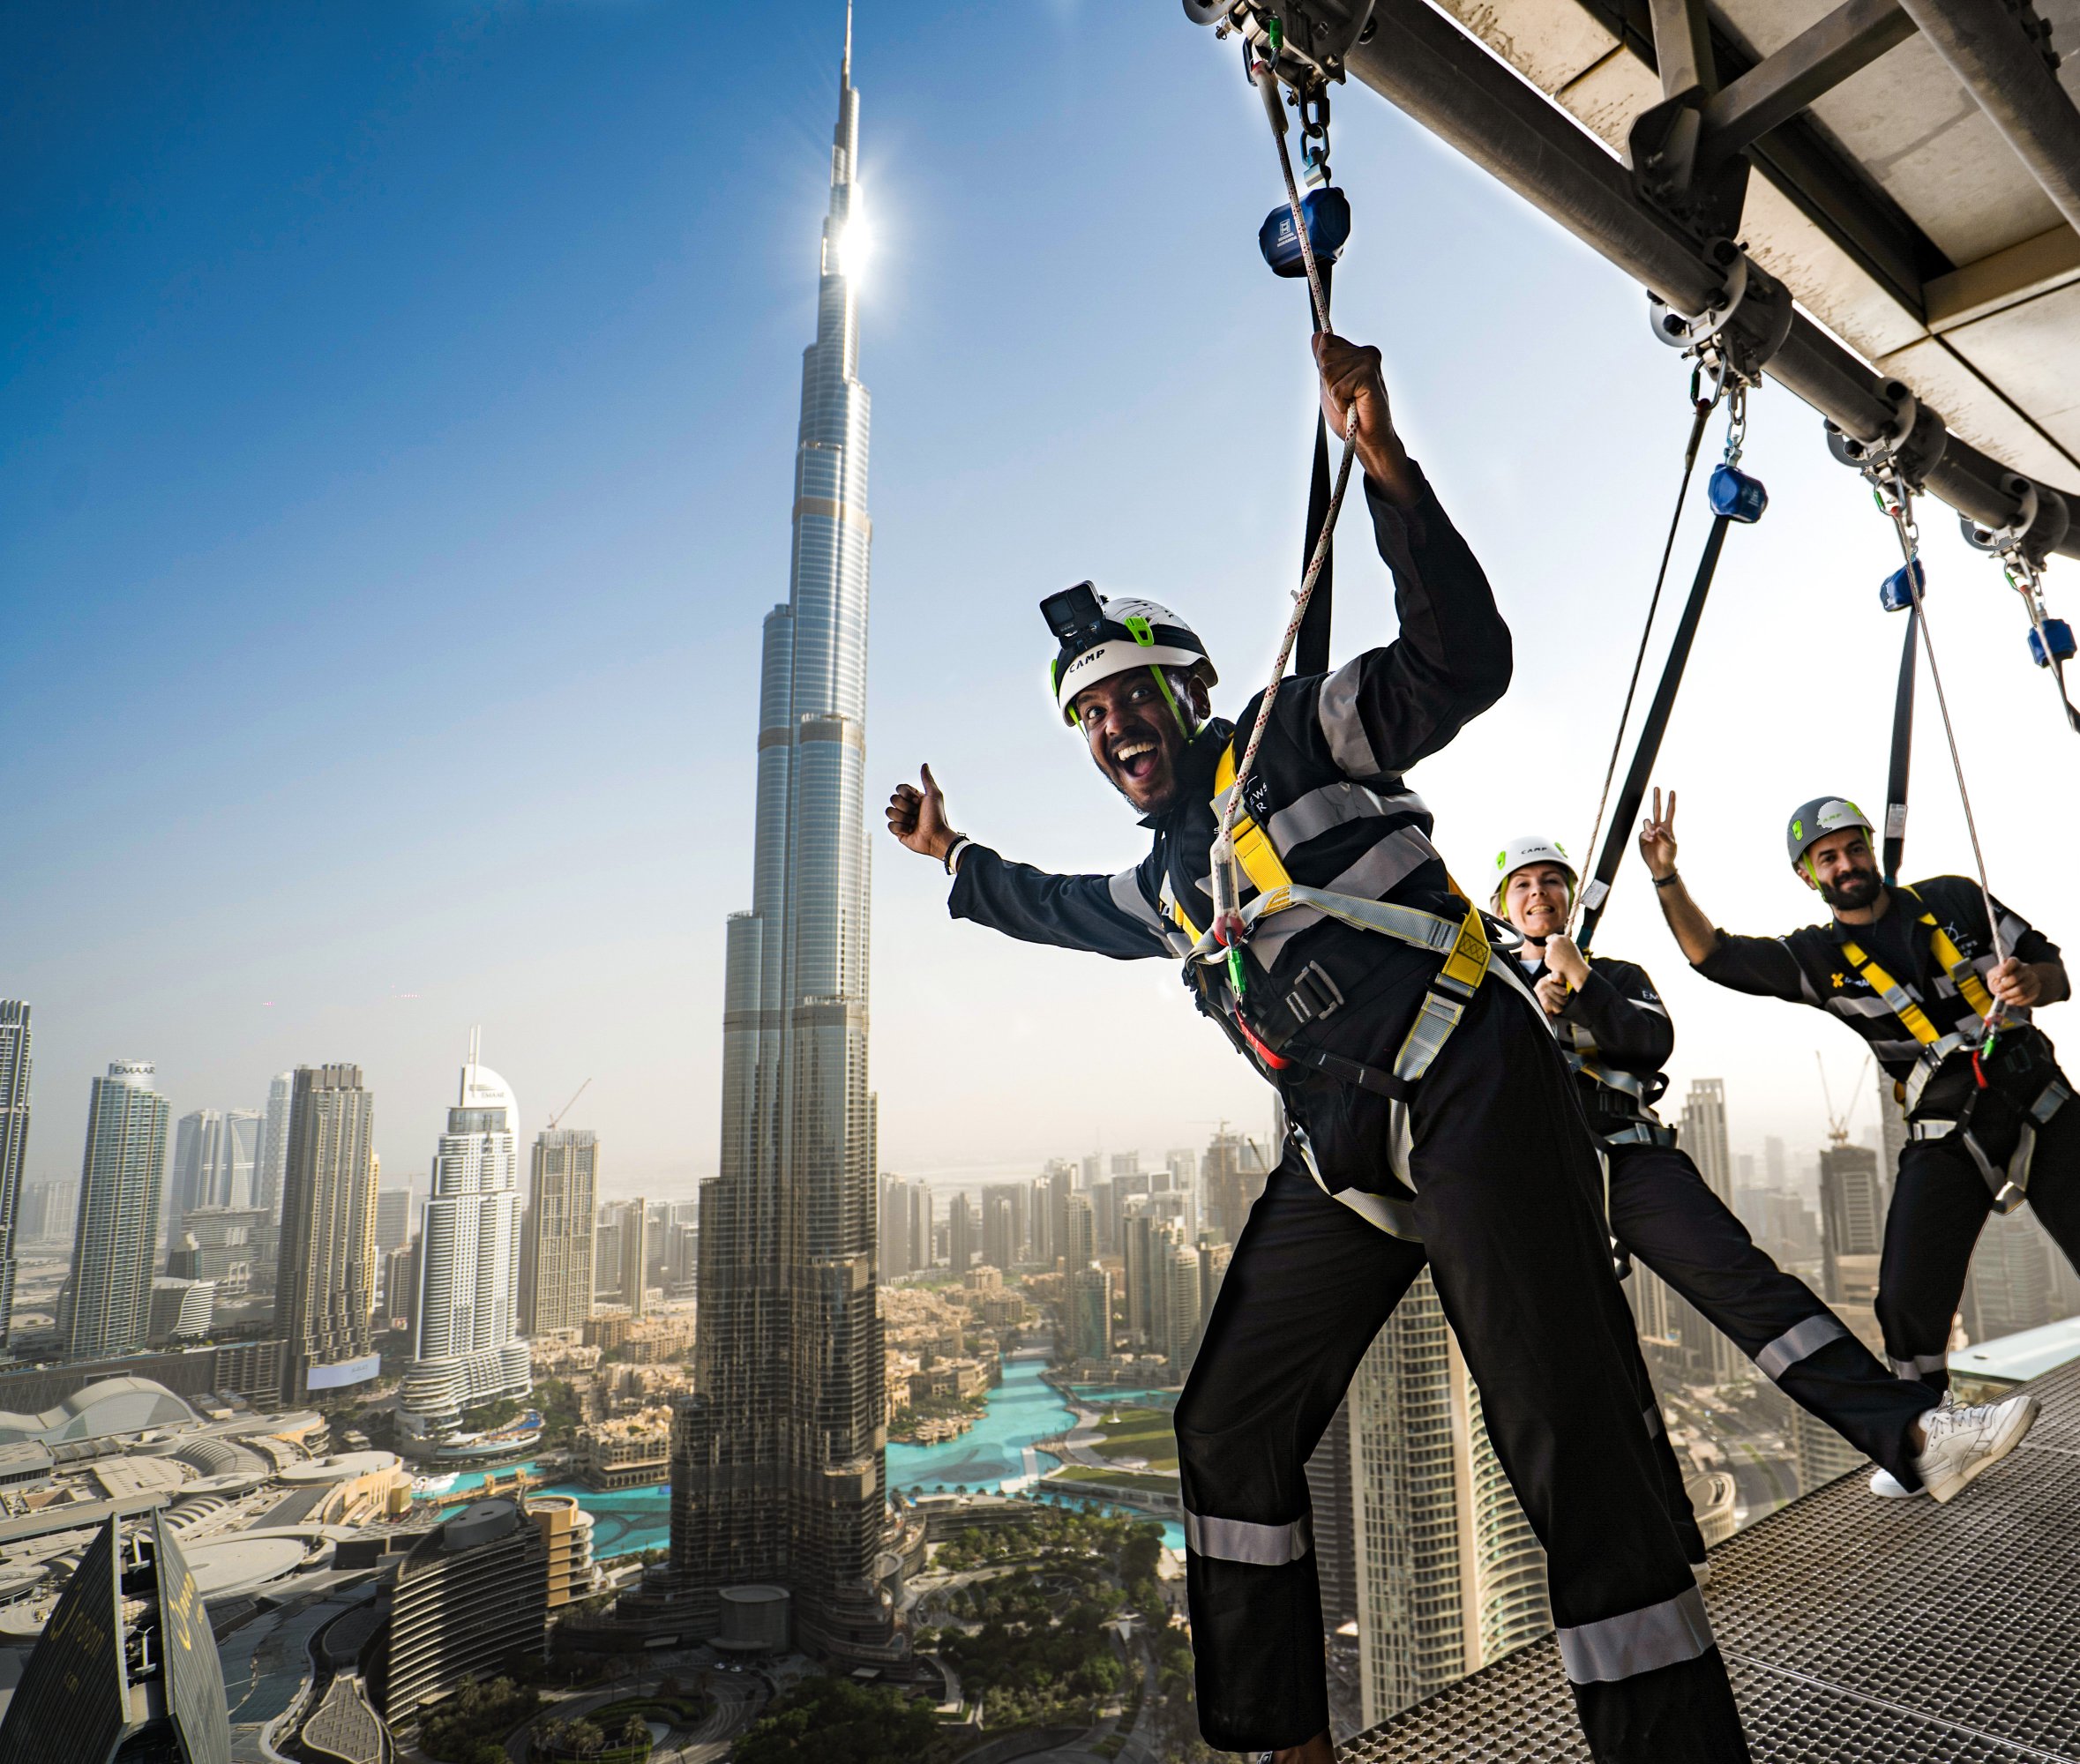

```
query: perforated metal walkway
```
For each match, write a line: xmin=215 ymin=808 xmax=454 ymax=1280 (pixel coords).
xmin=1346 ymin=1356 xmax=2080 ymax=1761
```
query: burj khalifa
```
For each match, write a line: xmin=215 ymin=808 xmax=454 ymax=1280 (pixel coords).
xmin=669 ymin=15 xmax=894 ymax=1662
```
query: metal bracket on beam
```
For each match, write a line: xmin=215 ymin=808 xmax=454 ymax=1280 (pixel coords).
xmin=1700 ymin=0 xmax=1918 ymax=162
xmin=1963 ymin=475 xmax=2070 ymax=565
xmin=1182 ymin=0 xmax=1378 ymax=85
xmin=1826 ymin=378 xmax=1950 ymax=488
xmin=1647 ymin=238 xmax=1796 ymax=380
xmin=1631 ymin=0 xmax=1916 ymax=239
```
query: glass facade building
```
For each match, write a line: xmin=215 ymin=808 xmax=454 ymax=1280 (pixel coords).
xmin=673 ymin=26 xmax=893 ymax=1663
xmin=65 ymin=1060 xmax=170 ymax=1363
xmin=0 ymin=1003 xmax=29 ymax=1350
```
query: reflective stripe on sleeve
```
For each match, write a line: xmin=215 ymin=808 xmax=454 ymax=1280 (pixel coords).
xmin=1107 ymin=867 xmax=1165 ymax=936
xmin=1182 ymin=1509 xmax=1313 ymax=1566
xmin=1556 ymin=1584 xmax=1715 ymax=1685
xmin=1645 ymin=1404 xmax=1665 ymax=1439
xmin=1317 ymin=658 xmax=1381 ymax=779
xmin=1754 ymin=1314 xmax=1849 ymax=1381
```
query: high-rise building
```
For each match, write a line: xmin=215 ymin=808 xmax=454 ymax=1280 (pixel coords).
xmin=17 ymin=1178 xmax=70 ymax=1247
xmin=616 ymin=1196 xmax=649 ymax=1318
xmin=1067 ymin=1265 xmax=1113 ymax=1364
xmin=1306 ymin=1397 xmax=1358 ymax=1632
xmin=385 ymin=1499 xmax=548 ymax=1725
xmin=384 ymin=1240 xmax=421 ymax=1340
xmin=1348 ymin=1272 xmax=1550 ymax=1727
xmin=520 ymin=1129 xmax=596 ymax=1336
xmin=0 ymin=1003 xmax=29 ymax=1349
xmin=397 ymin=1034 xmax=531 ymax=1445
xmin=257 ymin=1071 xmax=293 ymax=1217
xmin=878 ymin=1173 xmax=914 ymax=1279
xmin=167 ymin=1109 xmax=245 ymax=1250
xmin=1819 ymin=1141 xmax=1885 ymax=1304
xmin=946 ymin=1192 xmax=975 ymax=1275
xmin=375 ymin=1185 xmax=414 ymax=1254
xmin=674 ymin=23 xmax=891 ymax=1664
xmin=982 ymin=1185 xmax=1020 ymax=1273
xmin=1963 ymin=1207 xmax=2057 ymax=1342
xmin=65 ymin=1060 xmax=171 ymax=1362
xmin=1202 ymin=1127 xmax=1270 ymax=1245
xmin=1680 ymin=1079 xmax=1732 ymax=1201
xmin=1160 ymin=1241 xmax=1202 ymax=1368
xmin=1044 ymin=1159 xmax=1074 ymax=1270
xmin=273 ymin=1064 xmax=381 ymax=1401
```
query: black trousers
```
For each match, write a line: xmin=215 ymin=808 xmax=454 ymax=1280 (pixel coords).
xmin=1175 ymin=982 xmax=1749 ymax=1761
xmin=1609 ymin=1142 xmax=1937 ymax=1485
xmin=1878 ymin=1088 xmax=2080 ymax=1392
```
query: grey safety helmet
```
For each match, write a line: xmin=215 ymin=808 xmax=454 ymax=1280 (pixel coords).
xmin=1785 ymin=796 xmax=1874 ymax=866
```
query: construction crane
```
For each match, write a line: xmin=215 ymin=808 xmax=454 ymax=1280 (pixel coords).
xmin=546 ymin=1078 xmax=592 ymax=1132
xmin=1815 ymin=1051 xmax=1873 ymax=1148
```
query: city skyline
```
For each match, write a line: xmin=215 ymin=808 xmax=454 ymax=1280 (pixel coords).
xmin=11 ymin=8 xmax=2077 ymax=1193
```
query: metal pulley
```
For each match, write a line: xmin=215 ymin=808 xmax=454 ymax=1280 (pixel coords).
xmin=1646 ymin=239 xmax=1794 ymax=389
xmin=1261 ymin=186 xmax=1351 ymax=276
xmin=1881 ymin=557 xmax=1927 ymax=612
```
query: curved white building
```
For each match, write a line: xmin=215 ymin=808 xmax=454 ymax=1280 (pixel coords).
xmin=397 ymin=1031 xmax=531 ymax=1448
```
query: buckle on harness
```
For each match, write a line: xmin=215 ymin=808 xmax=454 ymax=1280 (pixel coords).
xmin=1284 ymin=961 xmax=1344 ymax=1027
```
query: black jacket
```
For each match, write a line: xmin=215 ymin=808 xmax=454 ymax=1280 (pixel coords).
xmin=1695 ymin=874 xmax=2063 ymax=1117
xmin=947 ymin=469 xmax=1511 ymax=1191
xmin=1521 ymin=953 xmax=1672 ymax=1136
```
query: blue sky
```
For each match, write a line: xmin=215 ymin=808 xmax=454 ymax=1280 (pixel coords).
xmin=8 ymin=1 xmax=2076 ymax=1198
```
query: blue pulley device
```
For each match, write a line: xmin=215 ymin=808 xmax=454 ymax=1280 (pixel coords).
xmin=2028 ymin=617 xmax=2076 ymax=668
xmin=1880 ymin=557 xmax=1926 ymax=612
xmin=1260 ymin=187 xmax=1351 ymax=279
xmin=1707 ymin=463 xmax=1767 ymax=524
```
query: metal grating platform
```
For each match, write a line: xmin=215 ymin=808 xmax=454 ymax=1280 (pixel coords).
xmin=1344 ymin=1357 xmax=2080 ymax=1761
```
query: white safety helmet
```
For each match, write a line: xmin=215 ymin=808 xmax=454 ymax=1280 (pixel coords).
xmin=1042 ymin=581 xmax=1218 ymax=728
xmin=1493 ymin=835 xmax=1577 ymax=909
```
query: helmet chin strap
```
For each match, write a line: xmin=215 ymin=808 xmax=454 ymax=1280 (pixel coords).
xmin=1148 ymin=665 xmax=1195 ymax=739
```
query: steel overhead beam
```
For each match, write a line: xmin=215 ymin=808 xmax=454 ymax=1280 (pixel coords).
xmin=1700 ymin=0 xmax=1919 ymax=162
xmin=1892 ymin=0 xmax=2080 ymax=235
xmin=1341 ymin=0 xmax=2080 ymax=557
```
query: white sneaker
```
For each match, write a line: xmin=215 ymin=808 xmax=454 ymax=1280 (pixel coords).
xmin=1690 ymin=1559 xmax=1712 ymax=1588
xmin=1868 ymin=1466 xmax=1921 ymax=1499
xmin=1912 ymin=1393 xmax=2041 ymax=1504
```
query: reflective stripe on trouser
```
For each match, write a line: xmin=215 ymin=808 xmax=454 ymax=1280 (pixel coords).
xmin=1178 ymin=985 xmax=1749 ymax=1760
xmin=1606 ymin=1141 xmax=1934 ymax=1485
xmin=1878 ymin=1110 xmax=2080 ymax=1397
xmin=1559 ymin=1585 xmax=1714 ymax=1683
xmin=1182 ymin=1510 xmax=1311 ymax=1566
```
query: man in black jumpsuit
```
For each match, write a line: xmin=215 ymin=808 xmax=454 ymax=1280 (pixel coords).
xmin=887 ymin=337 xmax=1749 ymax=1764
xmin=1639 ymin=789 xmax=2060 ymax=1480
xmin=1494 ymin=838 xmax=2033 ymax=1504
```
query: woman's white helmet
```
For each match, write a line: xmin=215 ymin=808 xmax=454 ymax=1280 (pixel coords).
xmin=1493 ymin=835 xmax=1577 ymax=908
xmin=1042 ymin=581 xmax=1217 ymax=727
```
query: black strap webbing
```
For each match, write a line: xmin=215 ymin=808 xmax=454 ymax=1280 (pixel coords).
xmin=1577 ymin=512 xmax=1733 ymax=953
xmin=1297 ymin=262 xmax=1336 ymax=679
xmin=1882 ymin=607 xmax=1917 ymax=885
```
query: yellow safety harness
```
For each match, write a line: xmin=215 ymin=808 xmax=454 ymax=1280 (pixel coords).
xmin=1836 ymin=887 xmax=1997 ymax=1113
xmin=1173 ymin=738 xmax=1501 ymax=1097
